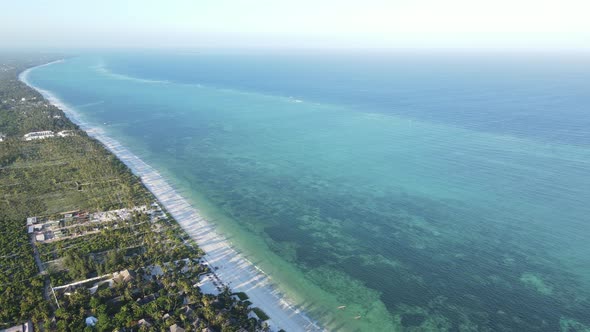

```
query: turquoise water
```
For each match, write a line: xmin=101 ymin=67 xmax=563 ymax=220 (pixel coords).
xmin=28 ymin=53 xmax=590 ymax=331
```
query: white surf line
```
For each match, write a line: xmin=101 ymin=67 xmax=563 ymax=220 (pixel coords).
xmin=20 ymin=64 xmax=323 ymax=332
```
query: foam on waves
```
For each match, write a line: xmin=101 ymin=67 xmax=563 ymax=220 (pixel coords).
xmin=92 ymin=61 xmax=171 ymax=85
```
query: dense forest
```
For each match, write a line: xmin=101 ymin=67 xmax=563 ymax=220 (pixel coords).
xmin=0 ymin=55 xmax=272 ymax=332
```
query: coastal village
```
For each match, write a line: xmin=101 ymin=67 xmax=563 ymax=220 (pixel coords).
xmin=0 ymin=57 xmax=277 ymax=332
xmin=21 ymin=204 xmax=266 ymax=332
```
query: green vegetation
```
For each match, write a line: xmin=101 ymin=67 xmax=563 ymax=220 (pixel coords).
xmin=52 ymin=265 xmax=257 ymax=331
xmin=252 ymin=308 xmax=270 ymax=322
xmin=0 ymin=56 xmax=270 ymax=331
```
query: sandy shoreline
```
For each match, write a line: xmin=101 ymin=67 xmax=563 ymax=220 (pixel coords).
xmin=20 ymin=63 xmax=323 ymax=332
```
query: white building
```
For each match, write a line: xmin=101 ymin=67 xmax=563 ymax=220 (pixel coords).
xmin=23 ymin=131 xmax=55 ymax=141
xmin=1 ymin=321 xmax=33 ymax=332
xmin=195 ymin=274 xmax=221 ymax=295
xmin=35 ymin=234 xmax=45 ymax=242
xmin=57 ymin=130 xmax=75 ymax=137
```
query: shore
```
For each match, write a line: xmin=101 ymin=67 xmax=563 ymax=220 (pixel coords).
xmin=20 ymin=64 xmax=322 ymax=332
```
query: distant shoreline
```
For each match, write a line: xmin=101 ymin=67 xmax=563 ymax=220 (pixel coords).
xmin=19 ymin=61 xmax=323 ymax=332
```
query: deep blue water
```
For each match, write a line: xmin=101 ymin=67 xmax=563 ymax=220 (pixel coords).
xmin=105 ymin=52 xmax=590 ymax=145
xmin=28 ymin=51 xmax=590 ymax=331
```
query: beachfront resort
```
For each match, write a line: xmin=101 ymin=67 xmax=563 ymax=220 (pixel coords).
xmin=23 ymin=130 xmax=75 ymax=141
xmin=21 ymin=202 xmax=274 ymax=331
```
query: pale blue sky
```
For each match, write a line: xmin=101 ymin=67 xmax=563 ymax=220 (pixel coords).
xmin=2 ymin=0 xmax=589 ymax=50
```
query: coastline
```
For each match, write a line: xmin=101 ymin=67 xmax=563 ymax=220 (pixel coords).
xmin=20 ymin=63 xmax=323 ymax=332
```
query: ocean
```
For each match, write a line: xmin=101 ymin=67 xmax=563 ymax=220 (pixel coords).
xmin=26 ymin=51 xmax=590 ymax=331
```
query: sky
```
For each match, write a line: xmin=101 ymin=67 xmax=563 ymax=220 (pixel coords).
xmin=2 ymin=0 xmax=589 ymax=50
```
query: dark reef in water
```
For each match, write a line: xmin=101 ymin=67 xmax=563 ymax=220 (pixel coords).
xmin=28 ymin=54 xmax=590 ymax=331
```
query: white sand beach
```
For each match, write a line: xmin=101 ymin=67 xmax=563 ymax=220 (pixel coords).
xmin=20 ymin=65 xmax=323 ymax=332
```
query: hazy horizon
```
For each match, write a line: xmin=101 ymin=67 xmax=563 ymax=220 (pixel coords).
xmin=2 ymin=0 xmax=589 ymax=51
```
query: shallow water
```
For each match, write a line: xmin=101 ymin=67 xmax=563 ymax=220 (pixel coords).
xmin=27 ymin=52 xmax=590 ymax=331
